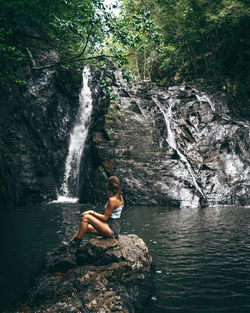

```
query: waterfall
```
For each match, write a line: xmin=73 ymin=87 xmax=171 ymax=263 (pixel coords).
xmin=153 ymin=96 xmax=205 ymax=198
xmin=57 ymin=66 xmax=93 ymax=202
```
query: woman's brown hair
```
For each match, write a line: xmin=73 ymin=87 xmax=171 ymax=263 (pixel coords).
xmin=107 ymin=176 xmax=121 ymax=199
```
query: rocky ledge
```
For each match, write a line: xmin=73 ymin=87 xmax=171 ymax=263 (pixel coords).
xmin=20 ymin=234 xmax=155 ymax=313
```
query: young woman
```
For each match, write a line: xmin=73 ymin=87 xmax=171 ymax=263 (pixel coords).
xmin=62 ymin=176 xmax=124 ymax=248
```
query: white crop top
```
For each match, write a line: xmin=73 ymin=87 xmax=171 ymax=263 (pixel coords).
xmin=110 ymin=205 xmax=123 ymax=219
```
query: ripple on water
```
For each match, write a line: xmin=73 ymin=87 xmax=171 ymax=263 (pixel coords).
xmin=121 ymin=206 xmax=250 ymax=313
xmin=0 ymin=204 xmax=249 ymax=313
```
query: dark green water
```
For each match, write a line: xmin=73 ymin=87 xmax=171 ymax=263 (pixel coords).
xmin=0 ymin=204 xmax=250 ymax=312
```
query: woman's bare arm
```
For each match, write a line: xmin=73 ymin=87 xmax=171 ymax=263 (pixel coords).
xmin=82 ymin=197 xmax=117 ymax=222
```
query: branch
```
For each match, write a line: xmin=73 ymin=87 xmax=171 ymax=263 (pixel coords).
xmin=77 ymin=23 xmax=94 ymax=58
xmin=26 ymin=47 xmax=37 ymax=69
xmin=74 ymin=54 xmax=131 ymax=62
xmin=26 ymin=23 xmax=95 ymax=70
xmin=26 ymin=46 xmax=130 ymax=70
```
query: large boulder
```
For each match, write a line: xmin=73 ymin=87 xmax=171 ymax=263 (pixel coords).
xmin=22 ymin=234 xmax=155 ymax=313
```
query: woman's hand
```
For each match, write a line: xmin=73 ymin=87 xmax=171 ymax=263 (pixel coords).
xmin=81 ymin=210 xmax=95 ymax=216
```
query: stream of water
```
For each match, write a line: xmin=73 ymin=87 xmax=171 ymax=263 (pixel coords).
xmin=0 ymin=204 xmax=249 ymax=312
xmin=153 ymin=96 xmax=205 ymax=203
xmin=59 ymin=66 xmax=93 ymax=199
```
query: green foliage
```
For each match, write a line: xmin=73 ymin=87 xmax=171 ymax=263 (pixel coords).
xmin=104 ymin=85 xmax=123 ymax=127
xmin=1 ymin=0 xmax=249 ymax=117
xmin=106 ymin=108 xmax=115 ymax=125
xmin=47 ymin=0 xmax=107 ymax=57
xmin=0 ymin=0 xmax=115 ymax=87
xmin=119 ymin=0 xmax=250 ymax=118
xmin=98 ymin=5 xmax=164 ymax=77
xmin=105 ymin=101 xmax=120 ymax=125
xmin=109 ymin=135 xmax=119 ymax=146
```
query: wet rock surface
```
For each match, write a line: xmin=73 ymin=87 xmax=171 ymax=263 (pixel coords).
xmin=23 ymin=234 xmax=155 ymax=313
xmin=0 ymin=35 xmax=83 ymax=207
xmin=1 ymin=57 xmax=249 ymax=209
xmin=80 ymin=69 xmax=250 ymax=208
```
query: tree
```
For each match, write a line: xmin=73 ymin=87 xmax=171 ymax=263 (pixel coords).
xmin=0 ymin=0 xmax=114 ymax=87
xmin=119 ymin=0 xmax=250 ymax=117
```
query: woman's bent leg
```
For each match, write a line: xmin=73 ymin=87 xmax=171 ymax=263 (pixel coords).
xmin=62 ymin=214 xmax=113 ymax=248
xmin=71 ymin=224 xmax=101 ymax=240
xmin=77 ymin=214 xmax=113 ymax=239
xmin=70 ymin=230 xmax=80 ymax=241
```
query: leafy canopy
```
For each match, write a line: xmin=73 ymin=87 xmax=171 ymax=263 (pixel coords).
xmin=1 ymin=0 xmax=249 ymax=117
xmin=118 ymin=0 xmax=250 ymax=117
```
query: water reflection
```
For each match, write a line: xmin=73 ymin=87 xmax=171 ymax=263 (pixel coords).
xmin=0 ymin=205 xmax=62 ymax=311
xmin=121 ymin=206 xmax=250 ymax=313
xmin=0 ymin=205 xmax=249 ymax=313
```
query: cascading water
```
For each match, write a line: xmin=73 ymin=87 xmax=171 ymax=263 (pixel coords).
xmin=153 ymin=96 xmax=205 ymax=199
xmin=196 ymin=93 xmax=216 ymax=112
xmin=57 ymin=66 xmax=93 ymax=202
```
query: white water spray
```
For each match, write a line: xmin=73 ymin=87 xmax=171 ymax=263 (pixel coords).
xmin=196 ymin=93 xmax=216 ymax=112
xmin=153 ymin=96 xmax=205 ymax=198
xmin=57 ymin=66 xmax=93 ymax=202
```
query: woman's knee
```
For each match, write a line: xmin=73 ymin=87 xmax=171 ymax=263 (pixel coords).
xmin=82 ymin=213 xmax=91 ymax=223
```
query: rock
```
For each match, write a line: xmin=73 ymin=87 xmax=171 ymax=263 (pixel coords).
xmin=2 ymin=58 xmax=249 ymax=209
xmin=0 ymin=33 xmax=83 ymax=208
xmin=79 ymin=68 xmax=250 ymax=208
xmin=24 ymin=235 xmax=155 ymax=313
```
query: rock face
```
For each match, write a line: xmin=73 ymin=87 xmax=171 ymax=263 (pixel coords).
xmin=0 ymin=34 xmax=83 ymax=208
xmin=1 ymin=55 xmax=249 ymax=209
xmin=79 ymin=69 xmax=250 ymax=208
xmin=24 ymin=235 xmax=155 ymax=313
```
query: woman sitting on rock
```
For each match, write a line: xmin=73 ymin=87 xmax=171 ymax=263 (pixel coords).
xmin=62 ymin=176 xmax=124 ymax=248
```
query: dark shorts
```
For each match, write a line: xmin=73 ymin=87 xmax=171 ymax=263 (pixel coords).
xmin=107 ymin=218 xmax=121 ymax=239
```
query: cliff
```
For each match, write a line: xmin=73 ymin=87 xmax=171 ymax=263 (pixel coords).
xmin=79 ymin=69 xmax=250 ymax=208
xmin=0 ymin=33 xmax=83 ymax=208
xmin=1 ymin=57 xmax=249 ymax=209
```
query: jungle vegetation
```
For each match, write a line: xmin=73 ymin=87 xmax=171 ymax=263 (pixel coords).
xmin=0 ymin=0 xmax=249 ymax=117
